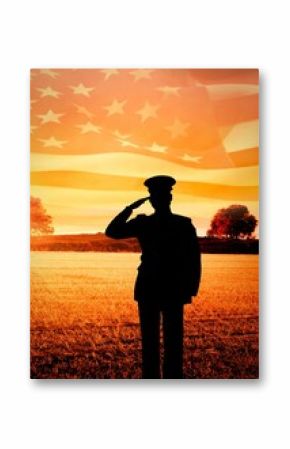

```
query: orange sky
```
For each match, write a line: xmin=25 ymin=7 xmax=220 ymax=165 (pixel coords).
xmin=30 ymin=69 xmax=259 ymax=236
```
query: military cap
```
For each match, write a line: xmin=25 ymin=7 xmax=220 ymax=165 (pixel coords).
xmin=144 ymin=175 xmax=176 ymax=193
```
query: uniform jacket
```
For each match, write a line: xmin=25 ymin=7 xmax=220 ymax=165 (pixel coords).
xmin=105 ymin=207 xmax=201 ymax=304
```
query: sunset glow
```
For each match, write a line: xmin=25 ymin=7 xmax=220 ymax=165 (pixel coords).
xmin=30 ymin=69 xmax=259 ymax=235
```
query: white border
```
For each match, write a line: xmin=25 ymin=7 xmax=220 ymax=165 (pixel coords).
xmin=1 ymin=1 xmax=289 ymax=448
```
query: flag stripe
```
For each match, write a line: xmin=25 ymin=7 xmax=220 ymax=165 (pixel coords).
xmin=229 ymin=147 xmax=259 ymax=167
xmin=31 ymin=152 xmax=259 ymax=187
xmin=31 ymin=171 xmax=259 ymax=201
xmin=222 ymin=120 xmax=259 ymax=153
xmin=206 ymin=84 xmax=259 ymax=101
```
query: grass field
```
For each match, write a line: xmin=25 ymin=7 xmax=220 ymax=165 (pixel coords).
xmin=30 ymin=252 xmax=259 ymax=379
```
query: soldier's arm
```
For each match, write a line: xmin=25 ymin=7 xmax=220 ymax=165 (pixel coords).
xmin=105 ymin=197 xmax=149 ymax=239
xmin=105 ymin=206 xmax=137 ymax=239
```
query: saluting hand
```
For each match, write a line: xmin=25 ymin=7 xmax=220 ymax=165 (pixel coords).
xmin=128 ymin=197 xmax=149 ymax=209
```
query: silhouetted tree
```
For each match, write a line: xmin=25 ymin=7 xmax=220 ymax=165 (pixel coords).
xmin=207 ymin=204 xmax=257 ymax=239
xmin=31 ymin=196 xmax=54 ymax=235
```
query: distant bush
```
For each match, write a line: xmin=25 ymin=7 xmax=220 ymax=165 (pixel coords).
xmin=207 ymin=204 xmax=258 ymax=239
xmin=31 ymin=197 xmax=54 ymax=235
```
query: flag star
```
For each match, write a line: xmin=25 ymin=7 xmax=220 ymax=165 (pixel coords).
xmin=104 ymin=99 xmax=126 ymax=116
xmin=74 ymin=104 xmax=95 ymax=119
xmin=37 ymin=109 xmax=64 ymax=124
xmin=157 ymin=86 xmax=181 ymax=96
xmin=30 ymin=125 xmax=38 ymax=134
xmin=40 ymin=69 xmax=60 ymax=79
xmin=129 ymin=69 xmax=154 ymax=81
xmin=70 ymin=83 xmax=95 ymax=97
xmin=136 ymin=102 xmax=160 ymax=123
xmin=76 ymin=122 xmax=102 ymax=134
xmin=37 ymin=86 xmax=62 ymax=98
xmin=165 ymin=118 xmax=190 ymax=139
xmin=181 ymin=154 xmax=203 ymax=163
xmin=146 ymin=142 xmax=168 ymax=153
xmin=30 ymin=99 xmax=38 ymax=109
xmin=38 ymin=137 xmax=67 ymax=148
xmin=113 ymin=130 xmax=131 ymax=140
xmin=117 ymin=139 xmax=139 ymax=149
xmin=101 ymin=69 xmax=119 ymax=80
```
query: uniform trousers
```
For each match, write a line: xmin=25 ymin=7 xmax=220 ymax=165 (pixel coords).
xmin=138 ymin=300 xmax=184 ymax=379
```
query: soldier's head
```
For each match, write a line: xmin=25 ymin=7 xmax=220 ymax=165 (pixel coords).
xmin=144 ymin=175 xmax=176 ymax=212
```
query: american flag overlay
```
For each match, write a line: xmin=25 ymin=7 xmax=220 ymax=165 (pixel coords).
xmin=30 ymin=69 xmax=259 ymax=235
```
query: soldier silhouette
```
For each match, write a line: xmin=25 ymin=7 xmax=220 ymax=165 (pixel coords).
xmin=105 ymin=175 xmax=201 ymax=379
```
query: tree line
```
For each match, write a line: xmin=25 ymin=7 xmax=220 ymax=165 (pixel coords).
xmin=31 ymin=197 xmax=258 ymax=239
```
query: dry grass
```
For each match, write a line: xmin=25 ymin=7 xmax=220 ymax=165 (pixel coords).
xmin=30 ymin=252 xmax=258 ymax=379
